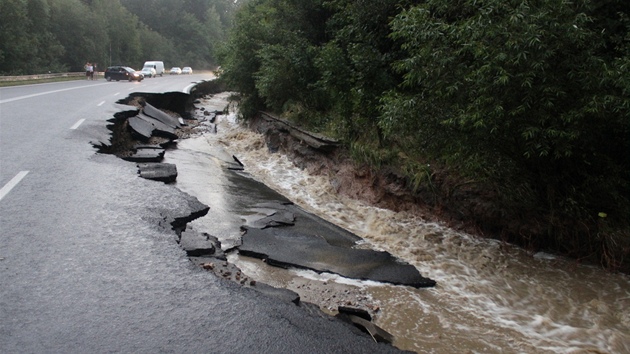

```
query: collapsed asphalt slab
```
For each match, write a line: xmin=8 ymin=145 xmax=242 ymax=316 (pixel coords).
xmin=215 ymin=166 xmax=436 ymax=288
xmin=238 ymin=202 xmax=436 ymax=288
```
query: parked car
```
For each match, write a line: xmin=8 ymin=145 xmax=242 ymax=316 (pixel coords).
xmin=104 ymin=66 xmax=144 ymax=81
xmin=140 ymin=67 xmax=156 ymax=78
xmin=182 ymin=67 xmax=193 ymax=75
xmin=170 ymin=67 xmax=182 ymax=75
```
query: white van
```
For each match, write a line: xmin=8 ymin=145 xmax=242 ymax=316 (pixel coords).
xmin=142 ymin=61 xmax=165 ymax=77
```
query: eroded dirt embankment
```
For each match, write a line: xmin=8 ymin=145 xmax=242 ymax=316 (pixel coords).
xmin=246 ymin=112 xmax=630 ymax=274
xmin=245 ymin=114 xmax=467 ymax=235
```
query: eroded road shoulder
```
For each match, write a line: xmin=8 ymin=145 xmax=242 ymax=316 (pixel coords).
xmin=94 ymin=85 xmax=435 ymax=348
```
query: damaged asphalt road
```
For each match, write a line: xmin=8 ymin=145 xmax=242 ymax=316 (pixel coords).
xmin=96 ymin=87 xmax=435 ymax=288
xmin=1 ymin=78 xmax=411 ymax=353
xmin=97 ymin=86 xmax=437 ymax=345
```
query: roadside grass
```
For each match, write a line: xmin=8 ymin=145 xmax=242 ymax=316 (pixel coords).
xmin=0 ymin=76 xmax=87 ymax=87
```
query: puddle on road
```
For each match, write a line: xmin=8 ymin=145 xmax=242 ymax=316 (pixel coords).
xmin=166 ymin=93 xmax=630 ymax=354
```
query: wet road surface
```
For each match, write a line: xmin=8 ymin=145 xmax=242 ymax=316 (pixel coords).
xmin=0 ymin=79 xmax=404 ymax=353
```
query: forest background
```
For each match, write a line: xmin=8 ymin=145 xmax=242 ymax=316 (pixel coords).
xmin=0 ymin=0 xmax=236 ymax=73
xmin=219 ymin=0 xmax=630 ymax=273
xmin=2 ymin=0 xmax=629 ymax=272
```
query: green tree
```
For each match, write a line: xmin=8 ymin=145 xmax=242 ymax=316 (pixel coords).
xmin=137 ymin=25 xmax=176 ymax=65
xmin=26 ymin=0 xmax=66 ymax=73
xmin=99 ymin=0 xmax=143 ymax=67
xmin=218 ymin=0 xmax=273 ymax=117
xmin=313 ymin=0 xmax=408 ymax=142
xmin=49 ymin=0 xmax=107 ymax=71
xmin=0 ymin=0 xmax=37 ymax=74
xmin=172 ymin=12 xmax=213 ymax=68
xmin=120 ymin=0 xmax=235 ymax=68
xmin=382 ymin=0 xmax=629 ymax=260
xmin=0 ymin=0 xmax=235 ymax=74
xmin=220 ymin=0 xmax=329 ymax=118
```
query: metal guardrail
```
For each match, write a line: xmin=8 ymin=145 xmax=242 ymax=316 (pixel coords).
xmin=0 ymin=72 xmax=88 ymax=82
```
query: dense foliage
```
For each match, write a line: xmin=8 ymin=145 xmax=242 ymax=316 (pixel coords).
xmin=0 ymin=0 xmax=237 ymax=74
xmin=219 ymin=0 xmax=630 ymax=270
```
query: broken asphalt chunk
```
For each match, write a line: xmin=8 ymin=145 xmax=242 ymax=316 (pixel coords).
xmin=169 ymin=195 xmax=210 ymax=232
xmin=179 ymin=229 xmax=217 ymax=257
xmin=136 ymin=112 xmax=178 ymax=140
xmin=343 ymin=314 xmax=394 ymax=344
xmin=123 ymin=146 xmax=165 ymax=162
xmin=251 ymin=282 xmax=301 ymax=305
xmin=128 ymin=116 xmax=153 ymax=140
xmin=143 ymin=102 xmax=182 ymax=129
xmin=137 ymin=163 xmax=178 ymax=183
xmin=338 ymin=306 xmax=372 ymax=321
xmin=248 ymin=211 xmax=296 ymax=229
xmin=239 ymin=226 xmax=436 ymax=288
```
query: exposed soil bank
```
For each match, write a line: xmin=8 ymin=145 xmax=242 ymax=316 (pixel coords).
xmin=246 ymin=112 xmax=629 ymax=274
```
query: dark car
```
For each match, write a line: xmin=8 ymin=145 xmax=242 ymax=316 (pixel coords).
xmin=104 ymin=66 xmax=144 ymax=81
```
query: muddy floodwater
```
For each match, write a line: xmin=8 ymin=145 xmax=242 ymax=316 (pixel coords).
xmin=168 ymin=93 xmax=630 ymax=354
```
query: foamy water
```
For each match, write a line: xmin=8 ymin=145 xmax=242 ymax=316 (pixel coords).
xmin=186 ymin=94 xmax=630 ymax=353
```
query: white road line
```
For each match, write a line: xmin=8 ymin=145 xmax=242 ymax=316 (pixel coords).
xmin=114 ymin=92 xmax=120 ymax=96
xmin=0 ymin=171 xmax=29 ymax=201
xmin=0 ymin=84 xmax=108 ymax=104
xmin=184 ymin=84 xmax=196 ymax=93
xmin=97 ymin=101 xmax=105 ymax=106
xmin=70 ymin=119 xmax=85 ymax=130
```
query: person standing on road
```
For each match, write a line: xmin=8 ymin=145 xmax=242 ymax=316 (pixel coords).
xmin=85 ymin=62 xmax=93 ymax=80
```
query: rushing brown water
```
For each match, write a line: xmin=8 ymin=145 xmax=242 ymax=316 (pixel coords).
xmin=174 ymin=93 xmax=630 ymax=353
